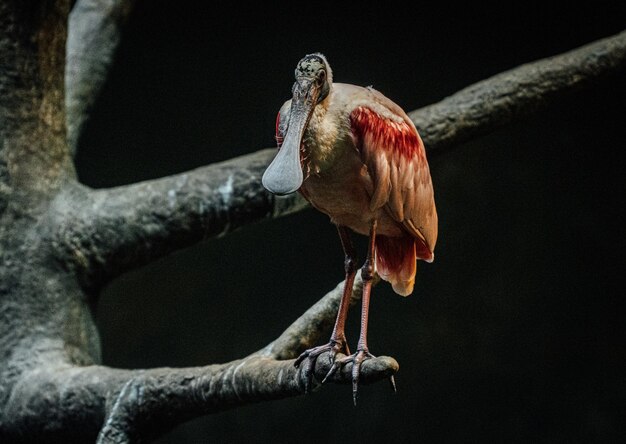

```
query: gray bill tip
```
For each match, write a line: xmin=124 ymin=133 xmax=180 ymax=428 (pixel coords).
xmin=261 ymin=161 xmax=303 ymax=195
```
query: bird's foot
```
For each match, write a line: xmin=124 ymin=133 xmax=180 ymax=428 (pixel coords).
xmin=323 ymin=348 xmax=396 ymax=405
xmin=294 ymin=339 xmax=350 ymax=393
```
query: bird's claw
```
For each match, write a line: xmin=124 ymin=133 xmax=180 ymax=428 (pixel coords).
xmin=350 ymin=350 xmax=373 ymax=405
xmin=389 ymin=374 xmax=397 ymax=393
xmin=297 ymin=343 xmax=396 ymax=401
xmin=322 ymin=348 xmax=395 ymax=404
xmin=294 ymin=339 xmax=350 ymax=394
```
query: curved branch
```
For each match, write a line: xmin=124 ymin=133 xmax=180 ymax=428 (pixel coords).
xmin=58 ymin=30 xmax=626 ymax=290
xmin=66 ymin=0 xmax=139 ymax=155
xmin=95 ymin=354 xmax=396 ymax=443
xmin=411 ymin=29 xmax=626 ymax=154
xmin=55 ymin=150 xmax=308 ymax=290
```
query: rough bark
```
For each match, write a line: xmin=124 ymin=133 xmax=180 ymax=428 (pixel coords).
xmin=53 ymin=151 xmax=308 ymax=292
xmin=409 ymin=30 xmax=626 ymax=153
xmin=0 ymin=0 xmax=624 ymax=442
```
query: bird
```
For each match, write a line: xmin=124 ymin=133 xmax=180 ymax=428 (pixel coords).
xmin=262 ymin=53 xmax=437 ymax=403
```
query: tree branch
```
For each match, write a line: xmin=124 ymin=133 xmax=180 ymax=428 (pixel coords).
xmin=2 ymin=279 xmax=397 ymax=443
xmin=65 ymin=0 xmax=139 ymax=155
xmin=95 ymin=354 xmax=396 ymax=443
xmin=411 ymin=29 xmax=626 ymax=154
xmin=56 ymin=30 xmax=626 ymax=290
xmin=54 ymin=150 xmax=308 ymax=290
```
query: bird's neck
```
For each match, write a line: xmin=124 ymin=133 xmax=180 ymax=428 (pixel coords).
xmin=303 ymin=94 xmax=347 ymax=177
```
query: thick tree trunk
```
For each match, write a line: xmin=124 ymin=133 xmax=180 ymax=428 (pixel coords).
xmin=0 ymin=0 xmax=99 ymax=434
xmin=0 ymin=1 xmax=624 ymax=442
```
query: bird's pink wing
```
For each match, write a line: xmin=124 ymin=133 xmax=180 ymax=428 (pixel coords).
xmin=274 ymin=100 xmax=293 ymax=148
xmin=350 ymin=105 xmax=437 ymax=260
xmin=275 ymin=111 xmax=284 ymax=147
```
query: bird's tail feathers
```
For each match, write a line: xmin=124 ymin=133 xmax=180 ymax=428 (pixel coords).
xmin=375 ymin=235 xmax=417 ymax=296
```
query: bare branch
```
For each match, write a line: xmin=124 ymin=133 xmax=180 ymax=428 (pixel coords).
xmin=57 ymin=30 xmax=626 ymax=289
xmin=411 ymin=29 xmax=626 ymax=154
xmin=55 ymin=150 xmax=308 ymax=290
xmin=2 ymin=310 xmax=397 ymax=443
xmin=95 ymin=354 xmax=396 ymax=443
xmin=65 ymin=0 xmax=139 ymax=155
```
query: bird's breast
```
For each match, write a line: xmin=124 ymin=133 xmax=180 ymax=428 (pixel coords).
xmin=300 ymin=138 xmax=403 ymax=238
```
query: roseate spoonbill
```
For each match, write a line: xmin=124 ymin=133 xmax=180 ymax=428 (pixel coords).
xmin=262 ymin=53 xmax=437 ymax=402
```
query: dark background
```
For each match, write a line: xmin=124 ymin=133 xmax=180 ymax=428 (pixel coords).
xmin=76 ymin=1 xmax=626 ymax=443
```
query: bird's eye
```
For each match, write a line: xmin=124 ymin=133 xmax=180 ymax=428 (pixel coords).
xmin=317 ymin=70 xmax=326 ymax=85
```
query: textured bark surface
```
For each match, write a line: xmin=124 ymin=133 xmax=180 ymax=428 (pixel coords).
xmin=0 ymin=1 xmax=624 ymax=442
xmin=409 ymin=30 xmax=626 ymax=153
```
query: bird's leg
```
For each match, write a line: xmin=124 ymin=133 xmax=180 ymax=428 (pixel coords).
xmin=349 ymin=220 xmax=377 ymax=403
xmin=329 ymin=225 xmax=358 ymax=355
xmin=324 ymin=220 xmax=393 ymax=404
xmin=294 ymin=225 xmax=357 ymax=391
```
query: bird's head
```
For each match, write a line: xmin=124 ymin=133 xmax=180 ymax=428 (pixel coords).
xmin=262 ymin=53 xmax=332 ymax=195
xmin=294 ymin=53 xmax=332 ymax=102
